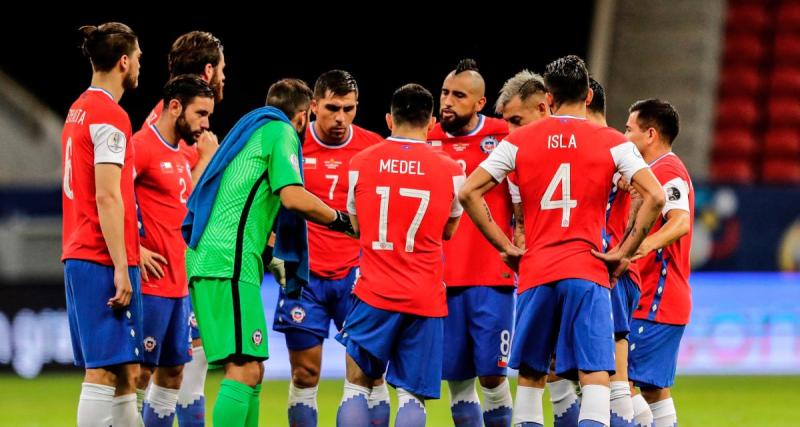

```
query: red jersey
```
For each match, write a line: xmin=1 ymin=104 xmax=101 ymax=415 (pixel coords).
xmin=347 ymin=137 xmax=465 ymax=317
xmin=634 ymin=153 xmax=694 ymax=325
xmin=61 ymin=87 xmax=139 ymax=266
xmin=480 ymin=115 xmax=649 ymax=293
xmin=303 ymin=122 xmax=382 ymax=279
xmin=133 ymin=124 xmax=193 ymax=297
xmin=605 ymin=174 xmax=641 ymax=287
xmin=143 ymin=100 xmax=199 ymax=169
xmin=427 ymin=114 xmax=515 ymax=286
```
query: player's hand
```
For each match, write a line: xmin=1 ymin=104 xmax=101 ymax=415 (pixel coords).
xmin=631 ymin=239 xmax=654 ymax=262
xmin=268 ymin=256 xmax=287 ymax=287
xmin=500 ymin=244 xmax=525 ymax=272
xmin=327 ymin=210 xmax=356 ymax=237
xmin=591 ymin=246 xmax=630 ymax=286
xmin=139 ymin=245 xmax=167 ymax=282
xmin=197 ymin=130 xmax=219 ymax=161
xmin=108 ymin=267 xmax=132 ymax=309
xmin=617 ymin=176 xmax=632 ymax=192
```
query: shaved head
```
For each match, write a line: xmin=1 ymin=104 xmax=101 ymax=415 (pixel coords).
xmin=445 ymin=69 xmax=485 ymax=98
xmin=440 ymin=58 xmax=488 ymax=134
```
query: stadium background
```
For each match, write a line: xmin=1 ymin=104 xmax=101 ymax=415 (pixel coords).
xmin=0 ymin=1 xmax=799 ymax=425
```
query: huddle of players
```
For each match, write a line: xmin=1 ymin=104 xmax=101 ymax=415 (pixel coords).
xmin=62 ymin=21 xmax=693 ymax=427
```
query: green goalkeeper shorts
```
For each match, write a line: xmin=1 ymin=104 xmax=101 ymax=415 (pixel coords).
xmin=189 ymin=277 xmax=269 ymax=366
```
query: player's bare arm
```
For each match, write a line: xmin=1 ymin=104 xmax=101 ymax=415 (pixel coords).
xmin=95 ymin=163 xmax=132 ymax=309
xmin=631 ymin=209 xmax=690 ymax=261
xmin=443 ymin=216 xmax=461 ymax=240
xmin=512 ymin=203 xmax=525 ymax=249
xmin=279 ymin=184 xmax=353 ymax=235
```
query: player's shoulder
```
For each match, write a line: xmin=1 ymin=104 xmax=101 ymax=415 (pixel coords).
xmin=427 ymin=123 xmax=447 ymax=140
xmin=433 ymin=149 xmax=462 ymax=174
xmin=350 ymin=138 xmax=390 ymax=165
xmin=256 ymin=119 xmax=296 ymax=140
xmin=653 ymin=153 xmax=691 ymax=181
xmin=479 ymin=115 xmax=510 ymax=136
xmin=351 ymin=124 xmax=383 ymax=145
xmin=85 ymin=92 xmax=130 ymax=129
xmin=131 ymin=125 xmax=154 ymax=146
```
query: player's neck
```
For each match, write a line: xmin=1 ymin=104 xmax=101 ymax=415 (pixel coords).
xmin=154 ymin=116 xmax=179 ymax=147
xmin=644 ymin=144 xmax=671 ymax=164
xmin=391 ymin=127 xmax=427 ymax=142
xmin=90 ymin=73 xmax=124 ymax=103
xmin=550 ymin=102 xmax=586 ymax=119
xmin=314 ymin=121 xmax=349 ymax=146
xmin=454 ymin=114 xmax=481 ymax=135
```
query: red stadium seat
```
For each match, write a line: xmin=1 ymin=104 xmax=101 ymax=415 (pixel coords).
xmin=711 ymin=159 xmax=756 ymax=184
xmin=770 ymin=66 xmax=800 ymax=94
xmin=728 ymin=1 xmax=771 ymax=33
xmin=777 ymin=1 xmax=800 ymax=33
xmin=713 ymin=128 xmax=759 ymax=158
xmin=774 ymin=33 xmax=800 ymax=64
xmin=725 ymin=33 xmax=767 ymax=64
xmin=716 ymin=97 xmax=760 ymax=127
xmin=721 ymin=66 xmax=763 ymax=97
xmin=768 ymin=97 xmax=800 ymax=126
xmin=764 ymin=128 xmax=800 ymax=156
xmin=761 ymin=158 xmax=800 ymax=183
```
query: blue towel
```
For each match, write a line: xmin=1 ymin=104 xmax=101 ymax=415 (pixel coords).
xmin=182 ymin=106 xmax=309 ymax=292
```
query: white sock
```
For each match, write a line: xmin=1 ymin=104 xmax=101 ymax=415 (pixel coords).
xmin=289 ymin=382 xmax=318 ymax=410
xmin=632 ymin=393 xmax=654 ymax=427
xmin=136 ymin=388 xmax=146 ymax=413
xmin=513 ymin=385 xmax=544 ymax=425
xmin=610 ymin=381 xmax=634 ymax=422
xmin=448 ymin=378 xmax=480 ymax=407
xmin=178 ymin=346 xmax=208 ymax=407
xmin=547 ymin=379 xmax=579 ymax=417
xmin=342 ymin=380 xmax=371 ymax=404
xmin=112 ymin=393 xmax=139 ymax=427
xmin=481 ymin=380 xmax=513 ymax=412
xmin=650 ymin=398 xmax=677 ymax=427
xmin=579 ymin=384 xmax=610 ymax=426
xmin=77 ymin=382 xmax=114 ymax=427
xmin=146 ymin=384 xmax=179 ymax=418
xmin=397 ymin=388 xmax=426 ymax=412
xmin=369 ymin=382 xmax=390 ymax=409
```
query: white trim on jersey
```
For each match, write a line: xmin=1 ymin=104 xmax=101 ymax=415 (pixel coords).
xmin=149 ymin=124 xmax=180 ymax=152
xmin=310 ymin=121 xmax=354 ymax=149
xmin=87 ymin=86 xmax=114 ymax=101
xmin=508 ymin=178 xmax=522 ymax=204
xmin=386 ymin=136 xmax=426 ymax=144
xmin=479 ymin=139 xmax=517 ymax=183
xmin=609 ymin=142 xmax=648 ymax=182
xmin=451 ymin=174 xmax=466 ymax=217
xmin=347 ymin=170 xmax=359 ymax=215
xmin=661 ymin=176 xmax=690 ymax=218
xmin=550 ymin=114 xmax=587 ymax=121
xmin=90 ymin=123 xmax=127 ymax=165
xmin=648 ymin=151 xmax=676 ymax=166
xmin=445 ymin=113 xmax=486 ymax=138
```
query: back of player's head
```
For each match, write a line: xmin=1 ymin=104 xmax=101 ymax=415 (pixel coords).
xmin=162 ymin=75 xmax=214 ymax=108
xmin=267 ymin=78 xmax=313 ymax=118
xmin=543 ymin=55 xmax=590 ymax=106
xmin=314 ymin=70 xmax=358 ymax=99
xmin=588 ymin=77 xmax=606 ymax=116
xmin=495 ymin=70 xmax=546 ymax=114
xmin=629 ymin=98 xmax=680 ymax=145
xmin=79 ymin=22 xmax=138 ymax=72
xmin=168 ymin=31 xmax=224 ymax=78
xmin=391 ymin=84 xmax=434 ymax=128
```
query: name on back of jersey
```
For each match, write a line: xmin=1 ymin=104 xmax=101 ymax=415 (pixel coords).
xmin=379 ymin=159 xmax=426 ymax=176
xmin=548 ymin=133 xmax=577 ymax=149
xmin=66 ymin=108 xmax=86 ymax=125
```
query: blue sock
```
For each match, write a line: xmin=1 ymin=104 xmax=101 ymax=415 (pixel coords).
xmin=448 ymin=379 xmax=481 ymax=427
xmin=548 ymin=380 xmax=580 ymax=427
xmin=578 ymin=421 xmax=607 ymax=427
xmin=177 ymin=396 xmax=205 ymax=426
xmin=288 ymin=383 xmax=318 ymax=427
xmin=611 ymin=411 xmax=637 ymax=427
xmin=396 ymin=388 xmax=426 ymax=427
xmin=555 ymin=400 xmax=581 ymax=427
xmin=336 ymin=380 xmax=370 ymax=427
xmin=143 ymin=385 xmax=179 ymax=427
xmin=368 ymin=382 xmax=390 ymax=427
xmin=144 ymin=401 xmax=176 ymax=427
xmin=481 ymin=381 xmax=512 ymax=427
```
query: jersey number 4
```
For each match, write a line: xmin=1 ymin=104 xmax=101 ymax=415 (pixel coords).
xmin=541 ymin=163 xmax=577 ymax=227
xmin=372 ymin=186 xmax=429 ymax=252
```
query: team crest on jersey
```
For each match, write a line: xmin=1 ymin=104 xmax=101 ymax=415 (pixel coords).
xmin=304 ymin=157 xmax=318 ymax=170
xmin=252 ymin=329 xmax=263 ymax=346
xmin=480 ymin=136 xmax=499 ymax=154
xmin=143 ymin=336 xmax=157 ymax=352
xmin=324 ymin=158 xmax=343 ymax=170
xmin=453 ymin=143 xmax=470 ymax=152
xmin=668 ymin=187 xmax=681 ymax=201
xmin=107 ymin=132 xmax=125 ymax=154
xmin=290 ymin=306 xmax=306 ymax=323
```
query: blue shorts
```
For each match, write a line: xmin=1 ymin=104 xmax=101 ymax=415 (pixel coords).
xmin=628 ymin=319 xmax=685 ymax=389
xmin=274 ymin=268 xmax=356 ymax=350
xmin=611 ymin=273 xmax=641 ymax=340
xmin=64 ymin=260 xmax=143 ymax=368
xmin=509 ymin=279 xmax=615 ymax=380
xmin=188 ymin=300 xmax=201 ymax=341
xmin=141 ymin=294 xmax=192 ymax=367
xmin=443 ymin=286 xmax=514 ymax=380
xmin=336 ymin=298 xmax=443 ymax=399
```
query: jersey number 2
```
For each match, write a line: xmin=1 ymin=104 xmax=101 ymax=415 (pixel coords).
xmin=372 ymin=186 xmax=429 ymax=252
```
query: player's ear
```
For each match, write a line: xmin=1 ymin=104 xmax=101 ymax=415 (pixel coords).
xmin=476 ymin=96 xmax=487 ymax=112
xmin=310 ymin=99 xmax=319 ymax=117
xmin=292 ymin=110 xmax=308 ymax=133
xmin=545 ymin=93 xmax=555 ymax=113
xmin=118 ymin=54 xmax=130 ymax=74
xmin=385 ymin=113 xmax=394 ymax=132
xmin=168 ymin=99 xmax=183 ymax=118
xmin=585 ymin=88 xmax=594 ymax=107
xmin=203 ymin=63 xmax=214 ymax=82
xmin=427 ymin=115 xmax=436 ymax=132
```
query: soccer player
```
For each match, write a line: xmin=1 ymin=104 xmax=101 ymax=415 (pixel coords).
xmin=133 ymin=76 xmax=215 ymax=427
xmin=138 ymin=31 xmax=225 ymax=426
xmin=182 ymin=78 xmax=354 ymax=426
xmin=272 ymin=70 xmax=383 ymax=427
xmin=459 ymin=55 xmax=666 ymax=427
xmin=62 ymin=22 xmax=143 ymax=427
xmin=428 ymin=59 xmax=515 ymax=427
xmin=337 ymin=83 xmax=465 ymax=427
xmin=623 ymin=99 xmax=692 ymax=427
